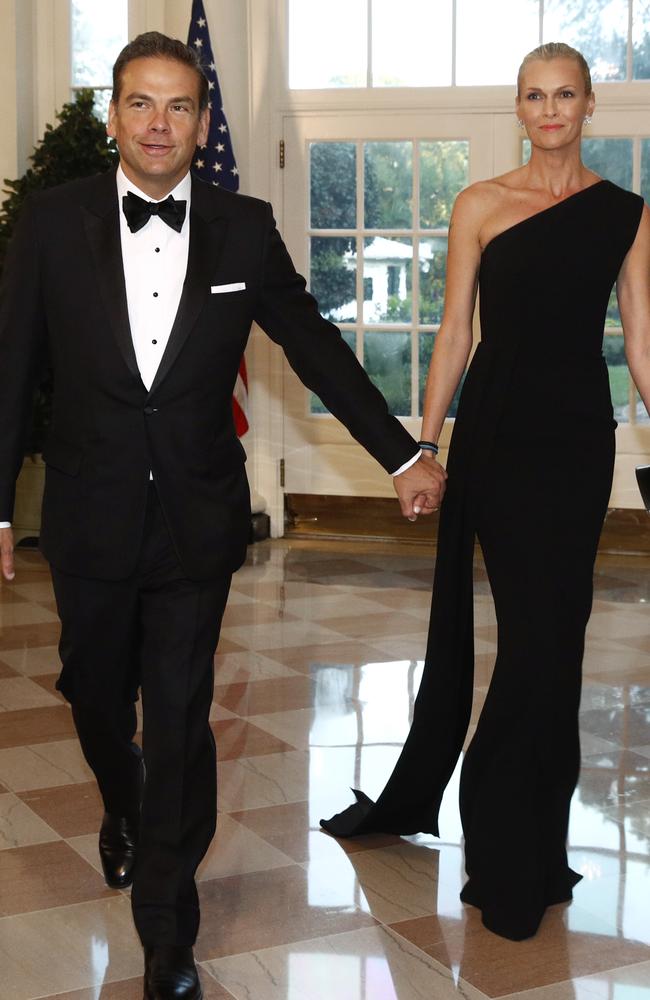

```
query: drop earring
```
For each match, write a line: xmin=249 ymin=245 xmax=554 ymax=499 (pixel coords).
xmin=516 ymin=119 xmax=525 ymax=129
xmin=583 ymin=115 xmax=593 ymax=125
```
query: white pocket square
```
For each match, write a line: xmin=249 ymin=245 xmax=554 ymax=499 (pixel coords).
xmin=211 ymin=282 xmax=246 ymax=294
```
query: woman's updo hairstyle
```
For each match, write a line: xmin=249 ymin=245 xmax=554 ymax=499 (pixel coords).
xmin=517 ymin=42 xmax=592 ymax=97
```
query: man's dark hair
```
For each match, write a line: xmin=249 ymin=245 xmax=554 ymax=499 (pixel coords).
xmin=112 ymin=32 xmax=209 ymax=112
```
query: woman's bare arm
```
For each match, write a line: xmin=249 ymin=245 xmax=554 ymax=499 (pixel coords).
xmin=420 ymin=186 xmax=483 ymax=445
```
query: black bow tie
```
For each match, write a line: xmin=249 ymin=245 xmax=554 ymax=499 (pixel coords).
xmin=122 ymin=191 xmax=187 ymax=234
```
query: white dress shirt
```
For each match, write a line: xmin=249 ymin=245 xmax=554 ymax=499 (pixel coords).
xmin=117 ymin=166 xmax=191 ymax=391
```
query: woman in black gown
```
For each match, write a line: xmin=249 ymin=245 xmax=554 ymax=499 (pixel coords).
xmin=321 ymin=42 xmax=650 ymax=941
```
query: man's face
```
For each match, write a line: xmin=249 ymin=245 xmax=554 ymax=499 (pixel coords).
xmin=107 ymin=56 xmax=209 ymax=198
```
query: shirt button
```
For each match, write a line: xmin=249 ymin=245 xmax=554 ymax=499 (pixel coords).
xmin=153 ymin=291 xmax=159 ymax=297
xmin=143 ymin=406 xmax=158 ymax=415
xmin=152 ymin=339 xmax=158 ymax=344
xmin=154 ymin=247 xmax=160 ymax=253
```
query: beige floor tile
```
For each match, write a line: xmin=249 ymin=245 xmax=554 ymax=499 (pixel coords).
xmin=0 ymin=792 xmax=60 ymax=850
xmin=0 ymin=896 xmax=141 ymax=999
xmin=0 ymin=644 xmax=61 ymax=677
xmin=261 ymin=639 xmax=391 ymax=674
xmin=216 ymin=751 xmax=311 ymax=811
xmin=197 ymin=814 xmax=294 ymax=880
xmin=305 ymin=841 xmax=445 ymax=924
xmin=0 ymin=739 xmax=93 ymax=792
xmin=0 ymin=676 xmax=61 ymax=711
xmin=318 ymin=611 xmax=426 ymax=641
xmin=195 ymin=864 xmax=377 ymax=962
xmin=67 ymin=833 xmax=104 ymax=878
xmin=203 ymin=924 xmax=485 ymax=1000
xmin=285 ymin=594 xmax=391 ymax=621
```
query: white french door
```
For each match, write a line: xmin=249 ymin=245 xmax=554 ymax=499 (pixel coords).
xmin=280 ymin=112 xmax=494 ymax=497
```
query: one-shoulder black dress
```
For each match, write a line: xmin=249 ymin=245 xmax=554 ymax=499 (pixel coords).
xmin=321 ymin=180 xmax=644 ymax=940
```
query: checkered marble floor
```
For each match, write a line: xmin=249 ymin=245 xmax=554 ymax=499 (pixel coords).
xmin=0 ymin=539 xmax=649 ymax=1000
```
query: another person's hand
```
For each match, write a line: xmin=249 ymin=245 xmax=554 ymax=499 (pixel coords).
xmin=1 ymin=527 xmax=15 ymax=581
xmin=393 ymin=455 xmax=447 ymax=521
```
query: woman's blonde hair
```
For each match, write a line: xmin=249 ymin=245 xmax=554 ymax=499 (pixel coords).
xmin=517 ymin=42 xmax=592 ymax=96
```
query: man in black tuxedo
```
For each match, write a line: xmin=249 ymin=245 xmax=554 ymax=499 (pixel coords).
xmin=0 ymin=32 xmax=445 ymax=1000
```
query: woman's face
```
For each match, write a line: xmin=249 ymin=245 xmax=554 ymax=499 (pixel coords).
xmin=516 ymin=57 xmax=595 ymax=150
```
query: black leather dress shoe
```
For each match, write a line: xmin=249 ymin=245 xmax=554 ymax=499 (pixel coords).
xmin=144 ymin=946 xmax=202 ymax=1000
xmin=98 ymin=813 xmax=138 ymax=889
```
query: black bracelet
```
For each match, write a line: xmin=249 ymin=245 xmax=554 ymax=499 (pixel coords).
xmin=418 ymin=440 xmax=439 ymax=455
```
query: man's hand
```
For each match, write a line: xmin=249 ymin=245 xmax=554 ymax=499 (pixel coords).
xmin=1 ymin=527 xmax=15 ymax=581
xmin=394 ymin=455 xmax=447 ymax=521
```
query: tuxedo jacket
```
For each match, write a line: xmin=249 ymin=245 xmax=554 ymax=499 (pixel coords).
xmin=0 ymin=169 xmax=417 ymax=581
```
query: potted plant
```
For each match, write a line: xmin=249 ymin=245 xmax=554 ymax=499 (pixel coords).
xmin=0 ymin=90 xmax=117 ymax=543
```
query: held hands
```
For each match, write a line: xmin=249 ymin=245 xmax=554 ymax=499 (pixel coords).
xmin=0 ymin=527 xmax=15 ymax=581
xmin=393 ymin=454 xmax=447 ymax=521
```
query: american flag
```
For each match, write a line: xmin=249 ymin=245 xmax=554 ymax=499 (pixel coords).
xmin=187 ymin=0 xmax=249 ymax=437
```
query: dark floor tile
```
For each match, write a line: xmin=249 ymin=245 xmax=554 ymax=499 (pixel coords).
xmin=213 ymin=676 xmax=316 ymax=716
xmin=0 ymin=620 xmax=61 ymax=651
xmin=0 ymin=704 xmax=75 ymax=748
xmin=18 ymin=782 xmax=104 ymax=838
xmin=0 ymin=840 xmax=116 ymax=916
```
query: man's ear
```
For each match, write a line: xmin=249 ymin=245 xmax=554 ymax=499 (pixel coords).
xmin=107 ymin=100 xmax=118 ymax=139
xmin=197 ymin=108 xmax=210 ymax=148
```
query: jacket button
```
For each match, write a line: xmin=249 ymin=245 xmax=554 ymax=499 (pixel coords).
xmin=143 ymin=406 xmax=158 ymax=415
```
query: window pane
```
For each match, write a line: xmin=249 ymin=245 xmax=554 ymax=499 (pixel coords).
xmin=602 ymin=334 xmax=629 ymax=423
xmin=605 ymin=287 xmax=621 ymax=329
xmin=633 ymin=0 xmax=650 ymax=78
xmin=373 ymin=0 xmax=452 ymax=86
xmin=419 ymin=238 xmax=447 ymax=325
xmin=419 ymin=334 xmax=462 ymax=417
xmin=456 ymin=0 xmax=538 ymax=85
xmin=420 ymin=141 xmax=469 ymax=229
xmin=310 ymin=143 xmax=356 ymax=229
xmin=364 ymin=332 xmax=411 ymax=416
xmin=310 ymin=237 xmax=357 ymax=322
xmin=364 ymin=142 xmax=413 ymax=228
xmin=641 ymin=139 xmax=650 ymax=203
xmin=364 ymin=237 xmax=412 ymax=322
xmin=543 ymin=0 xmax=627 ymax=82
xmin=311 ymin=331 xmax=356 ymax=413
xmin=582 ymin=138 xmax=633 ymax=190
xmin=71 ymin=0 xmax=128 ymax=87
xmin=289 ymin=0 xmax=367 ymax=88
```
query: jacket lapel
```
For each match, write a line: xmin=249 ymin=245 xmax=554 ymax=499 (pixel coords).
xmin=147 ymin=179 xmax=229 ymax=398
xmin=82 ymin=171 xmax=141 ymax=383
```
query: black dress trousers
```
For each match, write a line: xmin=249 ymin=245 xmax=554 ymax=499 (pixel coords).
xmin=50 ymin=484 xmax=231 ymax=945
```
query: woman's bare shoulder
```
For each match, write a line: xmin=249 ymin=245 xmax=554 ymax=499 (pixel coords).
xmin=453 ymin=172 xmax=526 ymax=221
